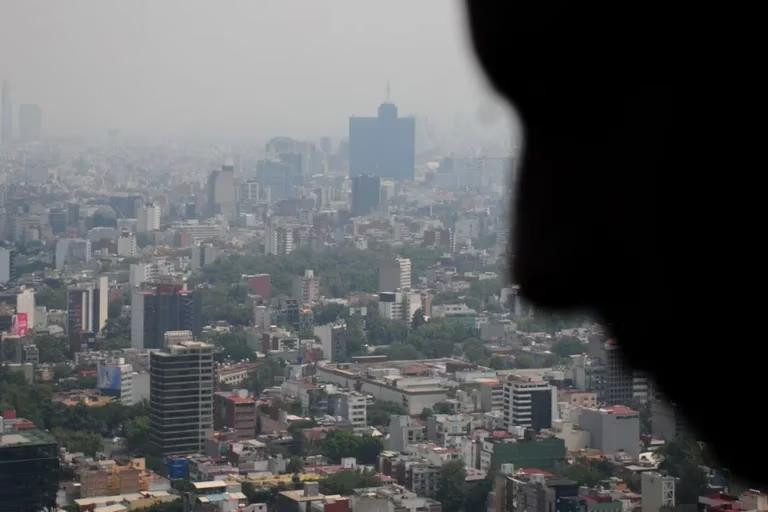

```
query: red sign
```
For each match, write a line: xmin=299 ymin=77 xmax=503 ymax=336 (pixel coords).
xmin=13 ymin=313 xmax=29 ymax=336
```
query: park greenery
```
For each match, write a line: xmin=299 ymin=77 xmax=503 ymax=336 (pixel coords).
xmin=0 ymin=367 xmax=152 ymax=457
xmin=318 ymin=430 xmax=383 ymax=465
xmin=366 ymin=400 xmax=407 ymax=426
xmin=319 ymin=469 xmax=382 ymax=495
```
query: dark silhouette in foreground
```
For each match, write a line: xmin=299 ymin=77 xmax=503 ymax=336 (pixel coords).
xmin=464 ymin=2 xmax=763 ymax=484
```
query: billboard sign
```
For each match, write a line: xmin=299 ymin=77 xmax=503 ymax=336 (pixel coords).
xmin=97 ymin=364 xmax=122 ymax=396
xmin=11 ymin=313 xmax=28 ymax=337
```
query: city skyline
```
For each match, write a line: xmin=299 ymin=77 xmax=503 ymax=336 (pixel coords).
xmin=0 ymin=0 xmax=517 ymax=150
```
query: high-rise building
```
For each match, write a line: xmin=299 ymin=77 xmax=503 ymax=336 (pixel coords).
xmin=265 ymin=224 xmax=294 ymax=256
xmin=314 ymin=321 xmax=348 ymax=363
xmin=423 ymin=228 xmax=455 ymax=253
xmin=67 ymin=203 xmax=80 ymax=227
xmin=0 ymin=422 xmax=59 ymax=511
xmin=149 ymin=341 xmax=214 ymax=455
xmin=603 ymin=339 xmax=652 ymax=405
xmin=191 ymin=242 xmax=219 ymax=271
xmin=109 ymin=195 xmax=143 ymax=219
xmin=503 ymin=376 xmax=557 ymax=432
xmin=351 ymin=174 xmax=381 ymax=217
xmin=1 ymin=80 xmax=12 ymax=145
xmin=117 ymin=230 xmax=138 ymax=257
xmin=18 ymin=104 xmax=42 ymax=142
xmin=641 ymin=472 xmax=675 ymax=512
xmin=137 ymin=202 xmax=161 ymax=232
xmin=377 ymin=291 xmax=421 ymax=323
xmin=207 ymin=163 xmax=236 ymax=219
xmin=131 ymin=284 xmax=201 ymax=350
xmin=349 ymin=102 xmax=415 ymax=181
xmin=67 ymin=276 xmax=109 ymax=353
xmin=378 ymin=256 xmax=411 ymax=292
xmin=253 ymin=304 xmax=272 ymax=331
xmin=48 ymin=207 xmax=68 ymax=235
xmin=0 ymin=247 xmax=14 ymax=284
xmin=293 ymin=269 xmax=320 ymax=305
xmin=55 ymin=238 xmax=92 ymax=269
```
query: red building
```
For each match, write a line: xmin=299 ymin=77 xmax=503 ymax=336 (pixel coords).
xmin=245 ymin=274 xmax=271 ymax=300
xmin=214 ymin=390 xmax=257 ymax=440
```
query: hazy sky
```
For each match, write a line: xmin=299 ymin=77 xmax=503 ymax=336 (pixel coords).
xmin=0 ymin=0 xmax=515 ymax=144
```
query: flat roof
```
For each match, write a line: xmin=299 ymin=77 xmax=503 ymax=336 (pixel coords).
xmin=0 ymin=429 xmax=57 ymax=447
xmin=192 ymin=480 xmax=228 ymax=490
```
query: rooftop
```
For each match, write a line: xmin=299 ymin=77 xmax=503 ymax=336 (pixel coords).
xmin=0 ymin=428 xmax=57 ymax=448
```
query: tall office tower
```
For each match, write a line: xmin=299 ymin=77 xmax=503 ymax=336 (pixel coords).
xmin=109 ymin=195 xmax=142 ymax=218
xmin=67 ymin=203 xmax=80 ymax=227
xmin=131 ymin=284 xmax=201 ymax=350
xmin=18 ymin=104 xmax=42 ymax=142
xmin=206 ymin=163 xmax=236 ymax=219
xmin=503 ymin=376 xmax=557 ymax=432
xmin=1 ymin=80 xmax=12 ymax=144
xmin=55 ymin=238 xmax=92 ymax=269
xmin=190 ymin=242 xmax=219 ymax=271
xmin=117 ymin=230 xmax=138 ymax=257
xmin=349 ymin=102 xmax=415 ymax=180
xmin=0 ymin=422 xmax=59 ymax=511
xmin=351 ymin=174 xmax=381 ymax=217
xmin=602 ymin=339 xmax=652 ymax=405
xmin=137 ymin=202 xmax=161 ymax=232
xmin=67 ymin=276 xmax=109 ymax=353
xmin=48 ymin=207 xmax=68 ymax=235
xmin=149 ymin=340 xmax=214 ymax=455
xmin=293 ymin=269 xmax=319 ymax=305
xmin=264 ymin=224 xmax=294 ymax=256
xmin=0 ymin=246 xmax=14 ymax=284
xmin=378 ymin=256 xmax=411 ymax=292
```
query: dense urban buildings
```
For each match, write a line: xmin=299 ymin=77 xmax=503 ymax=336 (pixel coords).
xmin=0 ymin=19 xmax=733 ymax=509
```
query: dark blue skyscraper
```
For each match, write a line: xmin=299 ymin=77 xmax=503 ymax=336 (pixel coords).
xmin=349 ymin=102 xmax=415 ymax=181
xmin=351 ymin=174 xmax=381 ymax=217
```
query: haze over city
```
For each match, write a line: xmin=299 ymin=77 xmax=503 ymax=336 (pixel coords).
xmin=0 ymin=0 xmax=516 ymax=150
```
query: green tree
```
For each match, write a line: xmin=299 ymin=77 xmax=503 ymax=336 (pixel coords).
xmin=36 ymin=285 xmax=67 ymax=310
xmin=436 ymin=460 xmax=467 ymax=512
xmin=356 ymin=435 xmax=384 ymax=465
xmin=411 ymin=308 xmax=426 ymax=330
xmin=433 ymin=402 xmax=454 ymax=414
xmin=319 ymin=430 xmax=360 ymax=463
xmin=52 ymin=428 xmax=103 ymax=456
xmin=551 ymin=336 xmax=585 ymax=358
xmin=35 ymin=335 xmax=69 ymax=363
xmin=125 ymin=415 xmax=152 ymax=454
xmin=463 ymin=339 xmax=490 ymax=364
xmin=367 ymin=400 xmax=407 ymax=426
xmin=314 ymin=303 xmax=346 ymax=325
xmin=319 ymin=470 xmax=381 ymax=495
xmin=287 ymin=456 xmax=305 ymax=474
